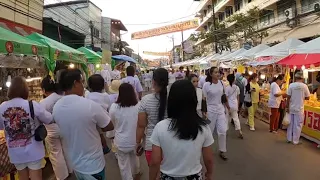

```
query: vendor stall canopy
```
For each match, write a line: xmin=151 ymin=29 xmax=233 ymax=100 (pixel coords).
xmin=234 ymin=44 xmax=270 ymax=61
xmin=219 ymin=48 xmax=247 ymax=62
xmin=77 ymin=47 xmax=102 ymax=64
xmin=278 ymin=37 xmax=320 ymax=69
xmin=255 ymin=38 xmax=304 ymax=58
xmin=0 ymin=26 xmax=49 ymax=68
xmin=112 ymin=55 xmax=138 ymax=64
xmin=26 ymin=33 xmax=86 ymax=72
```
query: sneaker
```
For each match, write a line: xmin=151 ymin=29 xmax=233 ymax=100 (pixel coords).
xmin=238 ymin=133 xmax=244 ymax=139
xmin=286 ymin=140 xmax=292 ymax=144
xmin=219 ymin=152 xmax=228 ymax=161
xmin=272 ymin=131 xmax=278 ymax=134
xmin=250 ymin=127 xmax=255 ymax=131
xmin=293 ymin=142 xmax=302 ymax=145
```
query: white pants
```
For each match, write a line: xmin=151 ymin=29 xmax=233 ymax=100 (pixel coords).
xmin=227 ymin=109 xmax=241 ymax=131
xmin=45 ymin=128 xmax=71 ymax=180
xmin=145 ymin=80 xmax=152 ymax=89
xmin=117 ymin=147 xmax=140 ymax=180
xmin=287 ymin=113 xmax=304 ymax=144
xmin=207 ymin=112 xmax=227 ymax=152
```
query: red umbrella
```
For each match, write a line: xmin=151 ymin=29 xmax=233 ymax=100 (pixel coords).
xmin=277 ymin=53 xmax=320 ymax=69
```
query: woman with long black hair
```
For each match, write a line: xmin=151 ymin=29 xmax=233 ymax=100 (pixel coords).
xmin=136 ymin=68 xmax=168 ymax=166
xmin=149 ymin=80 xmax=214 ymax=180
xmin=203 ymin=66 xmax=230 ymax=160
xmin=40 ymin=75 xmax=71 ymax=180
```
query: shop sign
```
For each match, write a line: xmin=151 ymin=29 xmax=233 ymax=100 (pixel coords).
xmin=131 ymin=19 xmax=199 ymax=40
xmin=302 ymin=106 xmax=320 ymax=142
xmin=143 ymin=51 xmax=171 ymax=56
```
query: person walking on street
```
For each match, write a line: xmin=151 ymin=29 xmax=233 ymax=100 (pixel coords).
xmin=52 ymin=69 xmax=114 ymax=180
xmin=40 ymin=75 xmax=71 ymax=180
xmin=202 ymin=67 xmax=230 ymax=160
xmin=121 ymin=66 xmax=143 ymax=100
xmin=226 ymin=74 xmax=243 ymax=139
xmin=268 ymin=75 xmax=285 ymax=133
xmin=188 ymin=74 xmax=204 ymax=118
xmin=86 ymin=74 xmax=112 ymax=154
xmin=136 ymin=68 xmax=168 ymax=167
xmin=110 ymin=83 xmax=141 ymax=180
xmin=286 ymin=72 xmax=310 ymax=145
xmin=0 ymin=77 xmax=53 ymax=180
xmin=149 ymin=80 xmax=214 ymax=180
xmin=246 ymin=73 xmax=260 ymax=131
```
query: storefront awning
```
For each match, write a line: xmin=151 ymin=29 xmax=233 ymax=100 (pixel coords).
xmin=0 ymin=18 xmax=41 ymax=36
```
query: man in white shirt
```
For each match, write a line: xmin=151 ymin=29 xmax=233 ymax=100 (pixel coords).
xmin=121 ymin=66 xmax=143 ymax=100
xmin=53 ymin=69 xmax=114 ymax=180
xmin=198 ymin=70 xmax=207 ymax=89
xmin=286 ymin=72 xmax=310 ymax=145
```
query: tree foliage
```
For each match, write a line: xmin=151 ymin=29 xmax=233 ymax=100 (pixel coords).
xmin=192 ymin=7 xmax=269 ymax=54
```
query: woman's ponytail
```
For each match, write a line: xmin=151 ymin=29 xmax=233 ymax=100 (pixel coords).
xmin=153 ymin=68 xmax=169 ymax=121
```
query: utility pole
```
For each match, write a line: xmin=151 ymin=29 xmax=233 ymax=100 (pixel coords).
xmin=181 ymin=31 xmax=185 ymax=61
xmin=211 ymin=0 xmax=218 ymax=53
xmin=89 ymin=20 xmax=94 ymax=49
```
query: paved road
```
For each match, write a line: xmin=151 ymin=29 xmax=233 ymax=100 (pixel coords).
xmin=44 ymin=117 xmax=320 ymax=180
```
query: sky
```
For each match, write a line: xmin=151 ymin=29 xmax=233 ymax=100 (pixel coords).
xmin=47 ymin=0 xmax=200 ymax=60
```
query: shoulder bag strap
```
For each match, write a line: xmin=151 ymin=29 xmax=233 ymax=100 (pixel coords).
xmin=29 ymin=100 xmax=35 ymax=120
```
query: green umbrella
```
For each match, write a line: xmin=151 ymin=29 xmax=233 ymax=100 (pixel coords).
xmin=0 ymin=26 xmax=50 ymax=68
xmin=77 ymin=47 xmax=102 ymax=64
xmin=27 ymin=33 xmax=87 ymax=73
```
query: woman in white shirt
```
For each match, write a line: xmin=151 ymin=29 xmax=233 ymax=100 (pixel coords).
xmin=109 ymin=83 xmax=141 ymax=180
xmin=202 ymin=66 xmax=230 ymax=160
xmin=0 ymin=77 xmax=53 ymax=180
xmin=40 ymin=75 xmax=71 ymax=180
xmin=226 ymin=74 xmax=243 ymax=139
xmin=268 ymin=75 xmax=285 ymax=133
xmin=149 ymin=80 xmax=214 ymax=180
xmin=188 ymin=74 xmax=203 ymax=118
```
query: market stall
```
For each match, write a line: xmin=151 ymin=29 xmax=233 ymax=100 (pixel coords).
xmin=77 ymin=47 xmax=102 ymax=75
xmin=0 ymin=27 xmax=49 ymax=180
xmin=26 ymin=33 xmax=88 ymax=78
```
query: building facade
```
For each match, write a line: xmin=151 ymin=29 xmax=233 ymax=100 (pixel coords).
xmin=0 ymin=0 xmax=43 ymax=35
xmin=44 ymin=0 xmax=102 ymax=48
xmin=194 ymin=0 xmax=320 ymax=53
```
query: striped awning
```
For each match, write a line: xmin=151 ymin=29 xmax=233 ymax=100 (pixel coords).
xmin=0 ymin=18 xmax=41 ymax=36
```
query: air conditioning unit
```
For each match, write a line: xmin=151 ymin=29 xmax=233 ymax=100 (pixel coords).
xmin=284 ymin=8 xmax=293 ymax=19
xmin=314 ymin=3 xmax=320 ymax=12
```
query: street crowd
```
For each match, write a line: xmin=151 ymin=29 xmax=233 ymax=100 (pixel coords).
xmin=0 ymin=64 xmax=310 ymax=180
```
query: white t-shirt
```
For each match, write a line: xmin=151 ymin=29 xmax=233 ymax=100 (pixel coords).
xmin=169 ymin=72 xmax=176 ymax=84
xmin=196 ymin=88 xmax=202 ymax=111
xmin=121 ymin=76 xmax=143 ymax=97
xmin=0 ymin=98 xmax=52 ymax=164
xmin=100 ymin=70 xmax=112 ymax=86
xmin=150 ymin=119 xmax=214 ymax=177
xmin=40 ymin=93 xmax=62 ymax=136
xmin=174 ymin=71 xmax=185 ymax=80
xmin=52 ymin=95 xmax=111 ymax=174
xmin=198 ymin=75 xmax=206 ymax=89
xmin=268 ymin=82 xmax=282 ymax=108
xmin=109 ymin=103 xmax=139 ymax=149
xmin=111 ymin=70 xmax=121 ymax=80
xmin=287 ymin=82 xmax=310 ymax=114
xmin=86 ymin=92 xmax=111 ymax=112
xmin=202 ymin=81 xmax=226 ymax=114
xmin=226 ymin=85 xmax=240 ymax=111
xmin=109 ymin=93 xmax=119 ymax=104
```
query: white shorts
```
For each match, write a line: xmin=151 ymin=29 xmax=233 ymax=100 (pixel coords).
xmin=14 ymin=159 xmax=42 ymax=171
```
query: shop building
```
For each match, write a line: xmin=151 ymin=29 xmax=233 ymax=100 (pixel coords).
xmin=194 ymin=0 xmax=320 ymax=52
xmin=0 ymin=0 xmax=43 ymax=35
xmin=44 ymin=0 xmax=102 ymax=49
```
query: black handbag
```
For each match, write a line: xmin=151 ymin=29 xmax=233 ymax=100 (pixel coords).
xmin=29 ymin=101 xmax=47 ymax=141
xmin=220 ymin=81 xmax=227 ymax=104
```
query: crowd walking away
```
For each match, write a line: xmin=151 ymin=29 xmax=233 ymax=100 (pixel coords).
xmin=0 ymin=65 xmax=314 ymax=180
